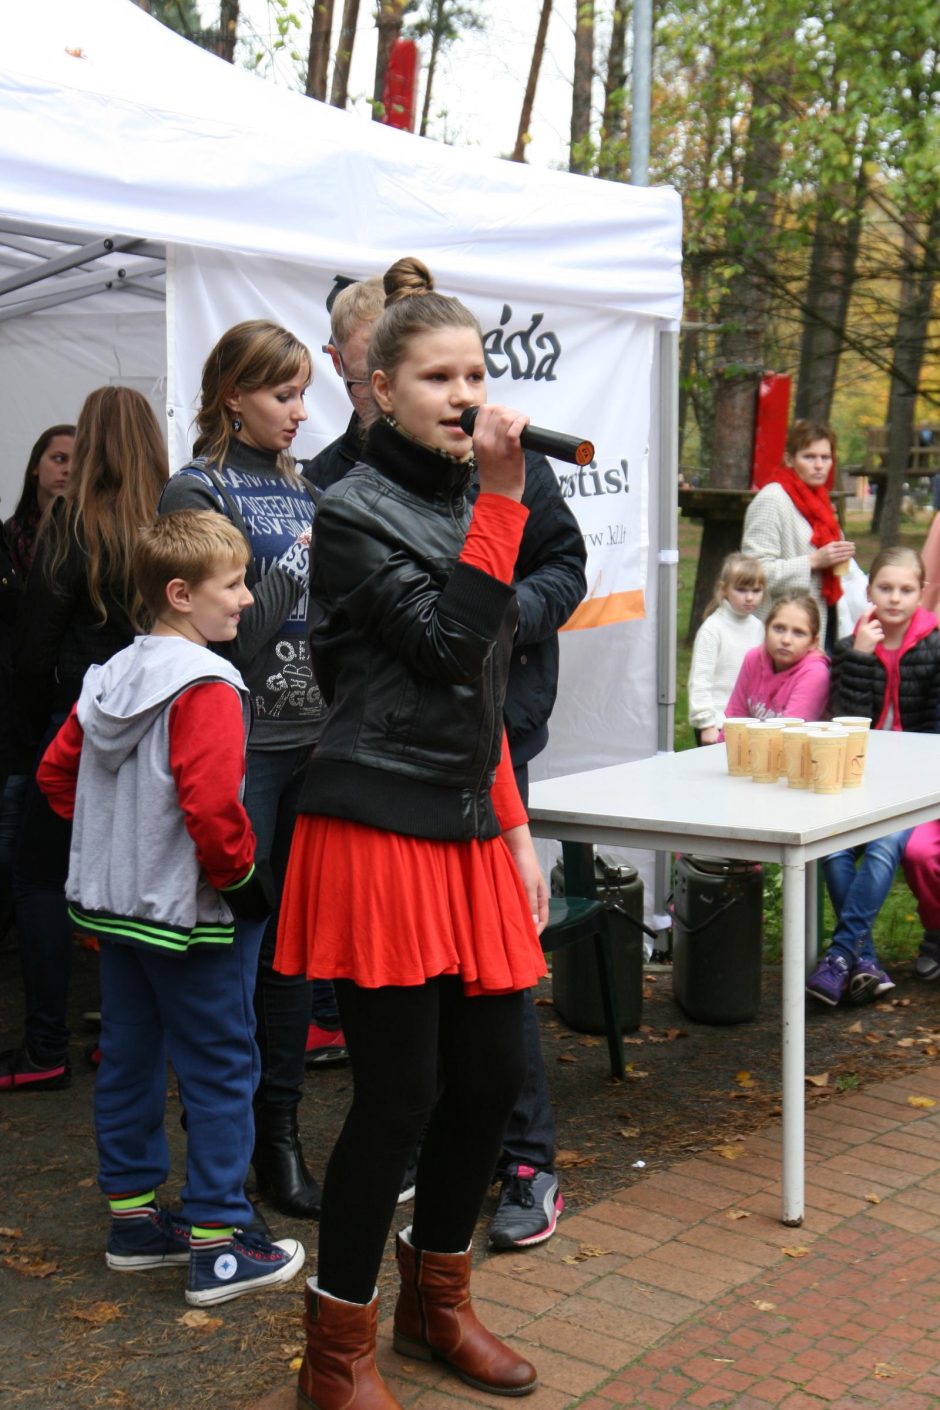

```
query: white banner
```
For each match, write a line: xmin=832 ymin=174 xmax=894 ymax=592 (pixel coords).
xmin=168 ymin=246 xmax=652 ymax=631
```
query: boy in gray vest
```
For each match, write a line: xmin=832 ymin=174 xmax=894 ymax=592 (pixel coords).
xmin=37 ymin=510 xmax=305 ymax=1304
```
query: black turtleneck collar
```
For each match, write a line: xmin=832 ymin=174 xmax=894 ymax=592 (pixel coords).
xmin=226 ymin=438 xmax=281 ymax=474
xmin=365 ymin=418 xmax=472 ymax=504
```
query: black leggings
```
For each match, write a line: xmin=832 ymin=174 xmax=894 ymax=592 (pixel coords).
xmin=317 ymin=977 xmax=526 ymax=1303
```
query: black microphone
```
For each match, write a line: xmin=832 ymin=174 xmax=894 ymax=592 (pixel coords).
xmin=458 ymin=406 xmax=594 ymax=467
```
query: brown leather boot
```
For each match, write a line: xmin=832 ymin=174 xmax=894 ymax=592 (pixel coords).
xmin=392 ymin=1229 xmax=538 ymax=1396
xmin=298 ymin=1281 xmax=403 ymax=1410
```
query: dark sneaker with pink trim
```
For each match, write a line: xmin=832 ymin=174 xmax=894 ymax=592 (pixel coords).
xmin=489 ymin=1165 xmax=563 ymax=1249
xmin=0 ymin=1046 xmax=70 ymax=1091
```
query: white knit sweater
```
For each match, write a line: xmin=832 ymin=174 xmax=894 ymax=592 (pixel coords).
xmin=687 ymin=600 xmax=765 ymax=730
xmin=741 ymin=482 xmax=829 ymax=642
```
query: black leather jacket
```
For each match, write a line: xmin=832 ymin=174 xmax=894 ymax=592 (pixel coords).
xmin=298 ymin=418 xmax=520 ymax=841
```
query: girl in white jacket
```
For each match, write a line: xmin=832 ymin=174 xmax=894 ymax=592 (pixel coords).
xmin=688 ymin=554 xmax=766 ymax=744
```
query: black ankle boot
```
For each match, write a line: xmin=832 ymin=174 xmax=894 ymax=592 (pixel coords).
xmin=252 ymin=1104 xmax=322 ymax=1219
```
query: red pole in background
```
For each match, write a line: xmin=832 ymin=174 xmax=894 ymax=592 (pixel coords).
xmin=382 ymin=38 xmax=419 ymax=131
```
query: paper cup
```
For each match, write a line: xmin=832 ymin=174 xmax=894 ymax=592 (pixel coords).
xmin=778 ymin=717 xmax=804 ymax=727
xmin=832 ymin=716 xmax=871 ymax=730
xmin=782 ymin=726 xmax=811 ymax=789
xmin=809 ymin=728 xmax=847 ymax=794
xmin=833 ymin=559 xmax=849 ymax=576
xmin=724 ymin=718 xmax=751 ymax=776
xmin=748 ymin=720 xmax=783 ymax=783
xmin=842 ymin=726 xmax=869 ymax=788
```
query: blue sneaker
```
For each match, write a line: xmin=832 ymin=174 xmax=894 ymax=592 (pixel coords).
xmin=106 ymin=1207 xmax=191 ymax=1270
xmin=848 ymin=959 xmax=895 ymax=1005
xmin=185 ymin=1229 xmax=304 ymax=1306
xmin=806 ymin=953 xmax=849 ymax=1006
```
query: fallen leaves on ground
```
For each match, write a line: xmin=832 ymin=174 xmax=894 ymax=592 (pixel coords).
xmin=72 ymin=1301 xmax=123 ymax=1325
xmin=805 ymin=1072 xmax=829 ymax=1088
xmin=907 ymin=1095 xmax=936 ymax=1109
xmin=1 ymin=1253 xmax=59 ymax=1278
xmin=554 ymin=1148 xmax=599 ymax=1169
xmin=727 ymin=1209 xmax=751 ymax=1221
xmin=781 ymin=1246 xmax=810 ymax=1258
xmin=753 ymin=1300 xmax=776 ymax=1311
xmin=561 ymin=1242 xmax=610 ymax=1264
xmin=177 ymin=1309 xmax=223 ymax=1331
xmin=736 ymin=1070 xmax=756 ymax=1088
xmin=866 ymin=1193 xmax=881 ymax=1204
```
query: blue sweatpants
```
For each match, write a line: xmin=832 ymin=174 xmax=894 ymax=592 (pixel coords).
xmin=95 ymin=919 xmax=265 ymax=1228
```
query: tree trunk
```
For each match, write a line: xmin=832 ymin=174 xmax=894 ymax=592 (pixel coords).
xmin=418 ymin=0 xmax=445 ymax=138
xmin=597 ymin=2 xmax=627 ymax=181
xmin=217 ymin=0 xmax=238 ymax=62
xmin=306 ymin=0 xmax=336 ymax=99
xmin=330 ymin=0 xmax=360 ymax=108
xmin=372 ymin=0 xmax=408 ymax=121
xmin=569 ymin=1 xmax=594 ymax=173
xmin=794 ymin=164 xmax=867 ymax=424
xmin=708 ymin=44 xmax=791 ymax=488
xmin=511 ymin=0 xmax=552 ymax=162
xmin=879 ymin=209 xmax=940 ymax=546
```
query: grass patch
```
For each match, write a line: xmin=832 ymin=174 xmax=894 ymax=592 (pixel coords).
xmin=673 ymin=508 xmax=931 ymax=962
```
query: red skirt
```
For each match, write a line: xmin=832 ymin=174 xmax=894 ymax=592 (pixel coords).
xmin=275 ymin=815 xmax=547 ymax=996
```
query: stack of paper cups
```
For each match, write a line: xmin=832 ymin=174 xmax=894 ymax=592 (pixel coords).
xmin=834 ymin=718 xmax=871 ymax=787
xmin=782 ymin=724 xmax=811 ymax=789
xmin=724 ymin=718 xmax=751 ymax=776
xmin=808 ymin=727 xmax=848 ymax=794
xmin=748 ymin=720 xmax=784 ymax=783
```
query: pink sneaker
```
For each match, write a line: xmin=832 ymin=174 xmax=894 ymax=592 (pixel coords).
xmin=304 ymin=1023 xmax=349 ymax=1067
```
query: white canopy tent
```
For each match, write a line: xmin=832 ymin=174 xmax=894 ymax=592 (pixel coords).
xmin=0 ymin=0 xmax=683 ymax=923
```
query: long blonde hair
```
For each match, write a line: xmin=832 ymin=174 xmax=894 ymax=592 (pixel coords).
xmin=42 ymin=386 xmax=169 ymax=629
xmin=193 ymin=319 xmax=311 ymax=482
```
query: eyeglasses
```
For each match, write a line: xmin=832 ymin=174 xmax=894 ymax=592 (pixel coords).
xmin=335 ymin=351 xmax=370 ymax=395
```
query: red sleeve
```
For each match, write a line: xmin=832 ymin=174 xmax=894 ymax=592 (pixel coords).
xmin=490 ymin=729 xmax=528 ymax=831
xmin=460 ymin=493 xmax=529 ymax=585
xmin=36 ymin=704 xmax=84 ymax=819
xmin=168 ymin=683 xmax=256 ymax=890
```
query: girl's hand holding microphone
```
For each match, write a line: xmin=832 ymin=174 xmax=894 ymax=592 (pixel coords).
xmin=470 ymin=404 xmax=528 ymax=502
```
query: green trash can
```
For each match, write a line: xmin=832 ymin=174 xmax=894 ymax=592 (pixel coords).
xmin=671 ymin=855 xmax=763 ymax=1024
xmin=549 ymin=851 xmax=644 ymax=1034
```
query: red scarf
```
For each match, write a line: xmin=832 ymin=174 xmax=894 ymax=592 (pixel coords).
xmin=769 ymin=465 xmax=843 ymax=605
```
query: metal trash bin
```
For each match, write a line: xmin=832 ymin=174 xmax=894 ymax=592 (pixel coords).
xmin=671 ymin=854 xmax=763 ymax=1024
xmin=549 ymin=851 xmax=644 ymax=1034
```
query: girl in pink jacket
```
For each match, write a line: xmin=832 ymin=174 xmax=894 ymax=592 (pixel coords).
xmin=724 ymin=592 xmax=830 ymax=723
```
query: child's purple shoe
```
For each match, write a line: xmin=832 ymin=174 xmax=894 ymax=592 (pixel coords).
xmin=848 ymin=959 xmax=895 ymax=1005
xmin=806 ymin=953 xmax=849 ymax=1006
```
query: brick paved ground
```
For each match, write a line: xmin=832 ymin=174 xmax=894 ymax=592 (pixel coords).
xmin=252 ymin=1063 xmax=940 ymax=1410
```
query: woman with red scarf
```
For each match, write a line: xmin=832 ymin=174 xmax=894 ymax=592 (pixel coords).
xmin=742 ymin=419 xmax=854 ymax=652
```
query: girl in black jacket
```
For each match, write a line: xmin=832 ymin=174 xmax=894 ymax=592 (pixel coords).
xmin=275 ymin=258 xmax=547 ymax=1410
xmin=807 ymin=547 xmax=940 ymax=1008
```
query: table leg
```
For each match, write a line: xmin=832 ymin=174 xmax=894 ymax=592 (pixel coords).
xmin=781 ymin=857 xmax=805 ymax=1227
xmin=804 ymin=861 xmax=818 ymax=970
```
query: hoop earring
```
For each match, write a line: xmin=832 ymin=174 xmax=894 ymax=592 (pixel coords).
xmin=232 ymin=416 xmax=242 ymax=433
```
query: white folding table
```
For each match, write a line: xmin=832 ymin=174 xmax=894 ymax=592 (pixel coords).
xmin=527 ymin=731 xmax=940 ymax=1225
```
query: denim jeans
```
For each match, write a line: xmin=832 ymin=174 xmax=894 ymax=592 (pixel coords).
xmin=243 ymin=744 xmax=313 ymax=1109
xmin=822 ymin=828 xmax=913 ymax=966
